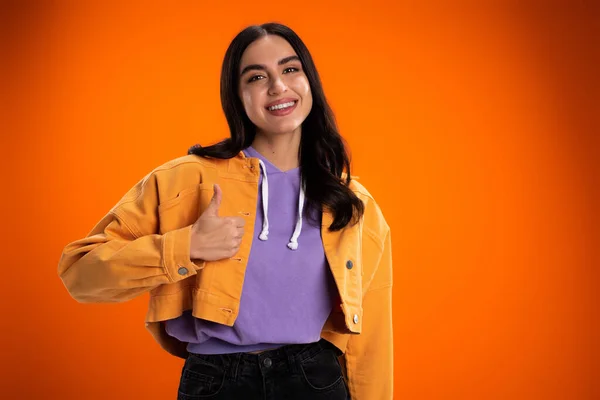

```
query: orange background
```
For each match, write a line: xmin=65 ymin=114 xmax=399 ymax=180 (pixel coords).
xmin=1 ymin=1 xmax=597 ymax=399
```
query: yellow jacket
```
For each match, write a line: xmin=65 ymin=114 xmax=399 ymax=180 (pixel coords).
xmin=58 ymin=151 xmax=393 ymax=399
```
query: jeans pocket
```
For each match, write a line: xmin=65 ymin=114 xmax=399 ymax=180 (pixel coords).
xmin=299 ymin=347 xmax=344 ymax=392
xmin=178 ymin=354 xmax=225 ymax=399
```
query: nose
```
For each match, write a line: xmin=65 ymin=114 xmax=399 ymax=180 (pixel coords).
xmin=268 ymin=76 xmax=287 ymax=95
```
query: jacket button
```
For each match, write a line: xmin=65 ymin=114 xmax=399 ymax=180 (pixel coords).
xmin=177 ymin=266 xmax=188 ymax=275
xmin=346 ymin=260 xmax=353 ymax=269
xmin=353 ymin=314 xmax=359 ymax=324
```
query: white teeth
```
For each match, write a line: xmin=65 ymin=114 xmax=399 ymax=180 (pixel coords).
xmin=268 ymin=101 xmax=295 ymax=111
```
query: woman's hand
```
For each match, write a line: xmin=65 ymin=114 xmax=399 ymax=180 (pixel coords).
xmin=189 ymin=184 xmax=245 ymax=261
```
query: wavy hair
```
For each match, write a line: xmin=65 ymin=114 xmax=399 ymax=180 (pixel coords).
xmin=188 ymin=23 xmax=363 ymax=230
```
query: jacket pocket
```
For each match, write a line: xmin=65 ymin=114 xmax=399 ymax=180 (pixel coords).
xmin=158 ymin=183 xmax=213 ymax=234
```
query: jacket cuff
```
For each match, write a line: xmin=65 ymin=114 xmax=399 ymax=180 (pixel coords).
xmin=162 ymin=225 xmax=204 ymax=282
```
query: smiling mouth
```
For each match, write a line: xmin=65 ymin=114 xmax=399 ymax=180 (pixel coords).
xmin=266 ymin=100 xmax=297 ymax=111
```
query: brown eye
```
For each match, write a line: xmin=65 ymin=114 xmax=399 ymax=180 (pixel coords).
xmin=283 ymin=67 xmax=299 ymax=73
xmin=248 ymin=75 xmax=265 ymax=83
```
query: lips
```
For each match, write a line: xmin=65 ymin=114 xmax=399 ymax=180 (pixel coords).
xmin=265 ymin=98 xmax=298 ymax=109
xmin=265 ymin=100 xmax=298 ymax=116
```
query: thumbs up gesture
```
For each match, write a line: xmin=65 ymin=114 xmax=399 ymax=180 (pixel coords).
xmin=189 ymin=184 xmax=246 ymax=261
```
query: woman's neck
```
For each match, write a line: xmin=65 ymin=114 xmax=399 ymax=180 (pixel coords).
xmin=251 ymin=130 xmax=301 ymax=172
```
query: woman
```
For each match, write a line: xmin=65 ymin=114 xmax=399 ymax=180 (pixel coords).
xmin=58 ymin=23 xmax=393 ymax=399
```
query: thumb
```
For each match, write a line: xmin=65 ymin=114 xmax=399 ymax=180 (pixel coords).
xmin=202 ymin=184 xmax=222 ymax=217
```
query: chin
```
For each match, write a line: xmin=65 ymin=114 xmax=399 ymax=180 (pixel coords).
xmin=261 ymin=122 xmax=303 ymax=136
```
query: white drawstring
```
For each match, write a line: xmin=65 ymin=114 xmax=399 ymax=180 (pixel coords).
xmin=256 ymin=159 xmax=305 ymax=250
xmin=258 ymin=160 xmax=269 ymax=241
xmin=287 ymin=181 xmax=305 ymax=250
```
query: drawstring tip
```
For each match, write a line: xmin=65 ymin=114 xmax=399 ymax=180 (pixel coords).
xmin=259 ymin=231 xmax=269 ymax=241
xmin=287 ymin=241 xmax=298 ymax=250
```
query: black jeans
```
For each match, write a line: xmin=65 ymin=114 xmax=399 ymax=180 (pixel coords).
xmin=177 ymin=338 xmax=350 ymax=399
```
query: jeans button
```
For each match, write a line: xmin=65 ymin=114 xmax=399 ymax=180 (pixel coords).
xmin=263 ymin=357 xmax=272 ymax=368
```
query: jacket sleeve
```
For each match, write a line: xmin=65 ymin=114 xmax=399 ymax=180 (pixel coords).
xmin=345 ymin=229 xmax=394 ymax=399
xmin=57 ymin=172 xmax=202 ymax=303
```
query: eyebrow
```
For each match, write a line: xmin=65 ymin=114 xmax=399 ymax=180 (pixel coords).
xmin=240 ymin=55 xmax=301 ymax=77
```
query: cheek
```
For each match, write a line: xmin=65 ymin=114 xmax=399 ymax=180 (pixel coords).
xmin=241 ymin=90 xmax=264 ymax=125
xmin=296 ymin=77 xmax=311 ymax=98
xmin=241 ymin=90 xmax=257 ymax=114
xmin=240 ymin=88 xmax=269 ymax=128
xmin=297 ymin=78 xmax=313 ymax=111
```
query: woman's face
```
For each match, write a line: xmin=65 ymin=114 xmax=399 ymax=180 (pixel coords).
xmin=238 ymin=35 xmax=313 ymax=137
